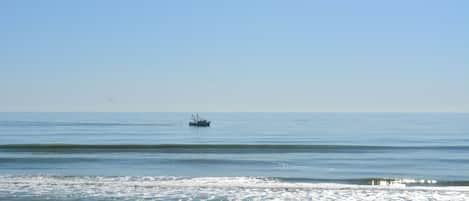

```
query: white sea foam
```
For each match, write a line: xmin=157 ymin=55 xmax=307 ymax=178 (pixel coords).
xmin=369 ymin=178 xmax=438 ymax=187
xmin=0 ymin=175 xmax=468 ymax=201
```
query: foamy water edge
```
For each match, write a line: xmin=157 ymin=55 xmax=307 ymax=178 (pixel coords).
xmin=1 ymin=176 xmax=468 ymax=201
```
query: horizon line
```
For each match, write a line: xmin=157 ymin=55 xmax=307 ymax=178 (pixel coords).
xmin=1 ymin=111 xmax=468 ymax=113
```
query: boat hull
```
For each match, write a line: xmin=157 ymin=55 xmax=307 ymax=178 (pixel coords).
xmin=189 ymin=122 xmax=210 ymax=127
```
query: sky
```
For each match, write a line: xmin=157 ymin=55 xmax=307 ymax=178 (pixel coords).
xmin=0 ymin=0 xmax=468 ymax=112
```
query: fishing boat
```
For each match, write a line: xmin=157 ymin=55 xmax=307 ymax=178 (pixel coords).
xmin=189 ymin=113 xmax=211 ymax=127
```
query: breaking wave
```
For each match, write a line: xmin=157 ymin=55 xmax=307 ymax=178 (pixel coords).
xmin=0 ymin=175 xmax=468 ymax=201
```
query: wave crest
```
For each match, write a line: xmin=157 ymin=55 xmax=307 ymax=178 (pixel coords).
xmin=1 ymin=176 xmax=468 ymax=201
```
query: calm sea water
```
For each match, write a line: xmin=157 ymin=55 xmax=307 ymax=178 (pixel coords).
xmin=1 ymin=113 xmax=468 ymax=200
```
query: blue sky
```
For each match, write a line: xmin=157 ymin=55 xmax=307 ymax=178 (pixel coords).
xmin=1 ymin=0 xmax=468 ymax=112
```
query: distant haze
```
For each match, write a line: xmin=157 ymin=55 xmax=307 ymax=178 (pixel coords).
xmin=1 ymin=0 xmax=468 ymax=112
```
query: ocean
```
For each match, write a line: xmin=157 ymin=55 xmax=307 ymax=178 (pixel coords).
xmin=0 ymin=112 xmax=468 ymax=200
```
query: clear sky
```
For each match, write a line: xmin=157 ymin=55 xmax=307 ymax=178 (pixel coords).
xmin=1 ymin=0 xmax=468 ymax=112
